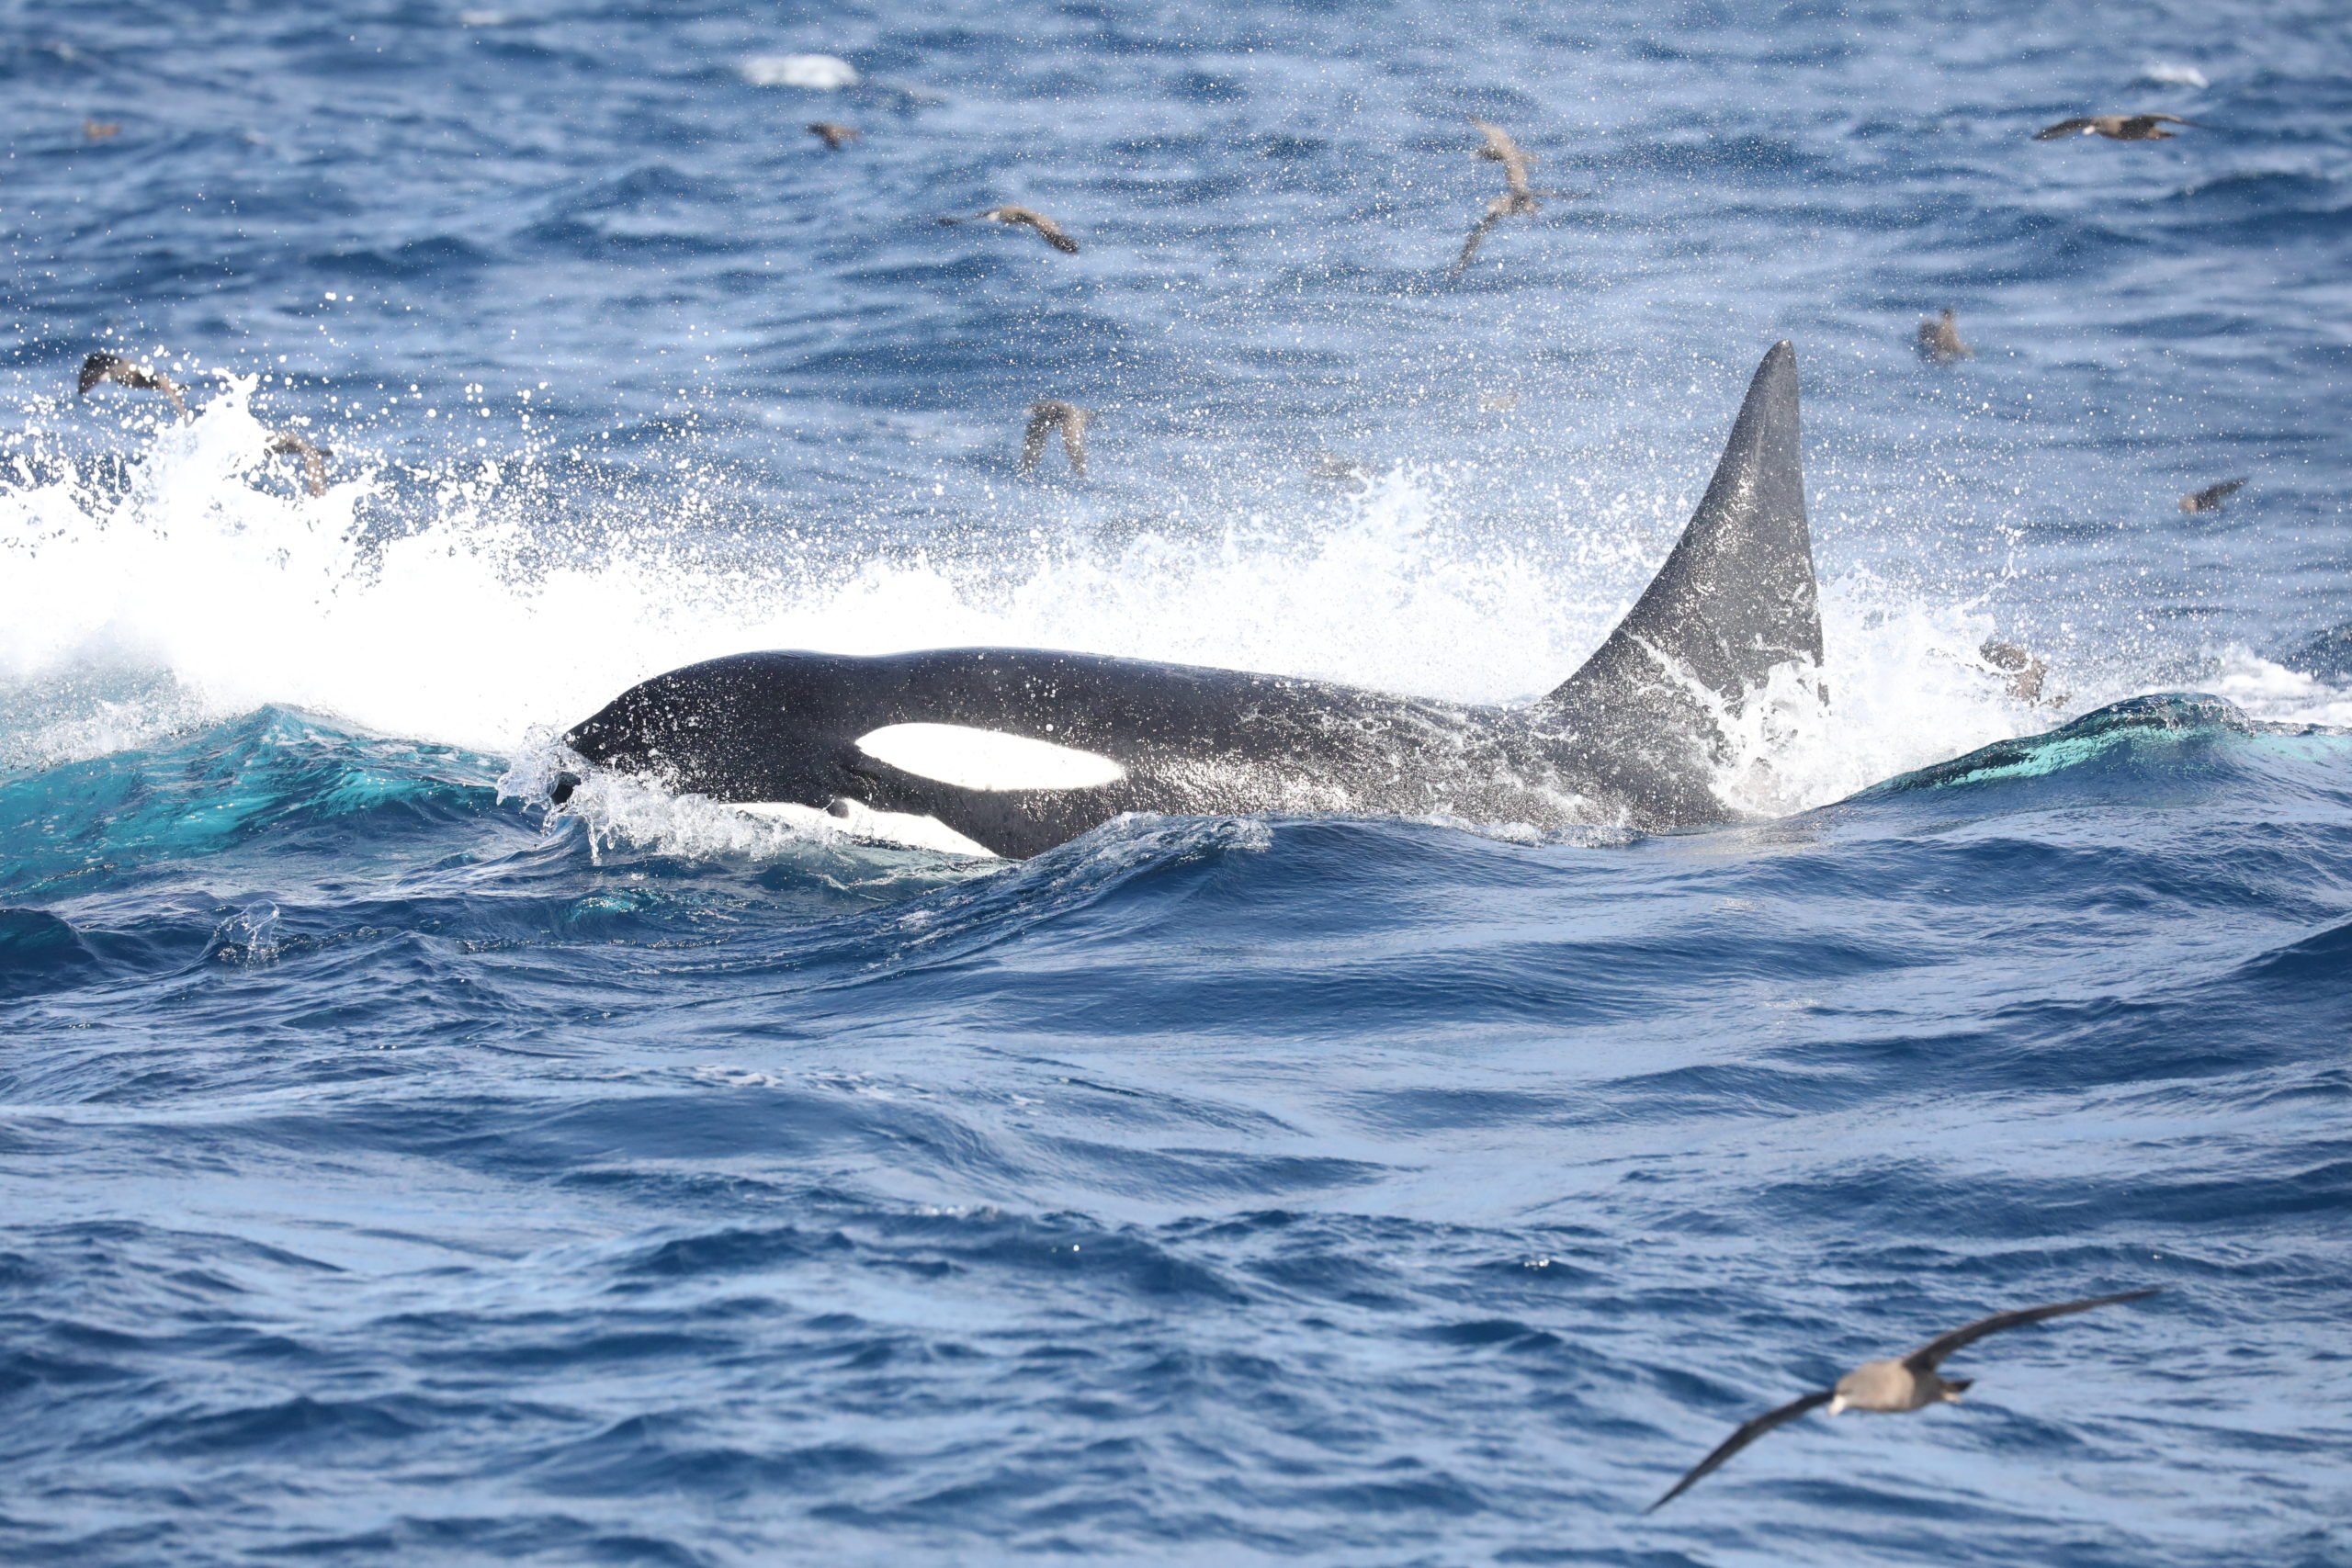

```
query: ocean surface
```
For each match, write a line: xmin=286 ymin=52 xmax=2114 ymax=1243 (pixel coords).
xmin=4 ymin=1 xmax=2350 ymax=1562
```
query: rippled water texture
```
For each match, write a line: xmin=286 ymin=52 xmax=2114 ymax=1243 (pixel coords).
xmin=3 ymin=2 xmax=2349 ymax=1563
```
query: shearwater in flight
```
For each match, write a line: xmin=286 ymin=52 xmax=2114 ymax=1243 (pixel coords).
xmin=552 ymin=341 xmax=1826 ymax=859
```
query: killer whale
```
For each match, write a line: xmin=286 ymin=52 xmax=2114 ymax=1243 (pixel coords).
xmin=555 ymin=341 xmax=1824 ymax=859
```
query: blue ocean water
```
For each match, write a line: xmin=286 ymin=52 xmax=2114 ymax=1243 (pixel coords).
xmin=4 ymin=2 xmax=2350 ymax=1562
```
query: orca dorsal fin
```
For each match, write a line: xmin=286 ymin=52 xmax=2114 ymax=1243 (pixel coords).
xmin=1543 ymin=341 xmax=1823 ymax=825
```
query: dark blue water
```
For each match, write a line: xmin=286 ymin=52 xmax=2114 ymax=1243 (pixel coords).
xmin=4 ymin=3 xmax=2350 ymax=1562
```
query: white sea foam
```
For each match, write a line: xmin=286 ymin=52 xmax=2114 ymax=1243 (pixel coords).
xmin=2206 ymin=646 xmax=2352 ymax=728
xmin=5 ymin=380 xmax=2325 ymax=858
xmin=740 ymin=53 xmax=859 ymax=90
xmin=1736 ymin=577 xmax=2076 ymax=813
xmin=2137 ymin=62 xmax=2211 ymax=89
xmin=0 ymin=384 xmax=1635 ymax=769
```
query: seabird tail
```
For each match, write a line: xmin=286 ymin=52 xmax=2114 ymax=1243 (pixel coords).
xmin=1540 ymin=341 xmax=1824 ymax=829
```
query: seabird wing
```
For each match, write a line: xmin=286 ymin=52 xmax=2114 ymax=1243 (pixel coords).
xmin=1020 ymin=406 xmax=1053 ymax=473
xmin=1980 ymin=639 xmax=2033 ymax=672
xmin=1027 ymin=212 xmax=1079 ymax=254
xmin=1919 ymin=314 xmax=1969 ymax=357
xmin=1466 ymin=118 xmax=1539 ymax=195
xmin=1059 ymin=408 xmax=1088 ymax=477
xmin=78 ymin=351 xmax=186 ymax=415
xmin=76 ymin=352 xmax=121 ymax=397
xmin=266 ymin=430 xmax=330 ymax=495
xmin=1469 ymin=118 xmax=1516 ymax=163
xmin=2033 ymin=118 xmax=2096 ymax=140
xmin=1451 ymin=201 xmax=1509 ymax=276
xmin=1500 ymin=148 xmax=1536 ymax=198
xmin=1904 ymin=1288 xmax=2159 ymax=1373
xmin=1647 ymin=1389 xmax=1834 ymax=1512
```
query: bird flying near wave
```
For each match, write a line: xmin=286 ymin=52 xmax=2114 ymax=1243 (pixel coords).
xmin=2179 ymin=478 xmax=2246 ymax=513
xmin=1917 ymin=308 xmax=1972 ymax=362
xmin=1473 ymin=118 xmax=1544 ymax=200
xmin=1648 ymin=1288 xmax=2159 ymax=1512
xmin=1452 ymin=118 xmax=1589 ymax=276
xmin=1020 ymin=400 xmax=1092 ymax=478
xmin=2033 ymin=113 xmax=2197 ymax=141
xmin=939 ymin=205 xmax=1080 ymax=254
xmin=78 ymin=351 xmax=187 ymax=418
xmin=266 ymin=430 xmax=332 ymax=496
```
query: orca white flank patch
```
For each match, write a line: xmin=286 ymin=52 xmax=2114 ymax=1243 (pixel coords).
xmin=736 ymin=800 xmax=1000 ymax=859
xmin=854 ymin=723 xmax=1127 ymax=793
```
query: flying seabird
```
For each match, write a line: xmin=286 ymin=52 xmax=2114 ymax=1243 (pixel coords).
xmin=939 ymin=205 xmax=1080 ymax=254
xmin=84 ymin=118 xmax=120 ymax=141
xmin=2033 ymin=113 xmax=2197 ymax=141
xmin=267 ymin=430 xmax=332 ymax=496
xmin=807 ymin=121 xmax=861 ymax=151
xmin=1306 ymin=452 xmax=1373 ymax=486
xmin=77 ymin=351 xmax=187 ymax=418
xmin=1020 ymin=400 xmax=1092 ymax=477
xmin=1648 ymin=1288 xmax=2159 ymax=1513
xmin=1452 ymin=118 xmax=1588 ymax=276
xmin=1979 ymin=638 xmax=2058 ymax=705
xmin=2179 ymin=478 xmax=2247 ymax=513
xmin=1917 ymin=308 xmax=1973 ymax=362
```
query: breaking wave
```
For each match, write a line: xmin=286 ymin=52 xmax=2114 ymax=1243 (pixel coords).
xmin=5 ymin=383 xmax=2345 ymax=856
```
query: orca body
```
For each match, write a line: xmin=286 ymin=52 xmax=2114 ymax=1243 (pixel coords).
xmin=558 ymin=342 xmax=1824 ymax=859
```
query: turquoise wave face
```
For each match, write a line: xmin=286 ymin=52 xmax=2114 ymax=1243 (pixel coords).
xmin=1861 ymin=693 xmax=2351 ymax=799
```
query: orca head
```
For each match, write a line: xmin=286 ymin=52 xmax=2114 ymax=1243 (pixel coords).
xmin=560 ymin=653 xmax=859 ymax=809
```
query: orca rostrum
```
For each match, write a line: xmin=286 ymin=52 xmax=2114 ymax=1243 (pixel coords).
xmin=555 ymin=341 xmax=1824 ymax=859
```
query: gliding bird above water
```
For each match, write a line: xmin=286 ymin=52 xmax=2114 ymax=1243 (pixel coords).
xmin=1979 ymin=638 xmax=2063 ymax=707
xmin=2033 ymin=113 xmax=2197 ymax=141
xmin=266 ymin=430 xmax=332 ymax=496
xmin=1451 ymin=118 xmax=1588 ymax=276
xmin=2179 ymin=478 xmax=2247 ymax=514
xmin=938 ymin=205 xmax=1080 ymax=254
xmin=1917 ymin=308 xmax=1972 ymax=362
xmin=1648 ymin=1288 xmax=2159 ymax=1512
xmin=77 ymin=351 xmax=187 ymax=418
xmin=1020 ymin=400 xmax=1092 ymax=478
xmin=807 ymin=120 xmax=860 ymax=150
